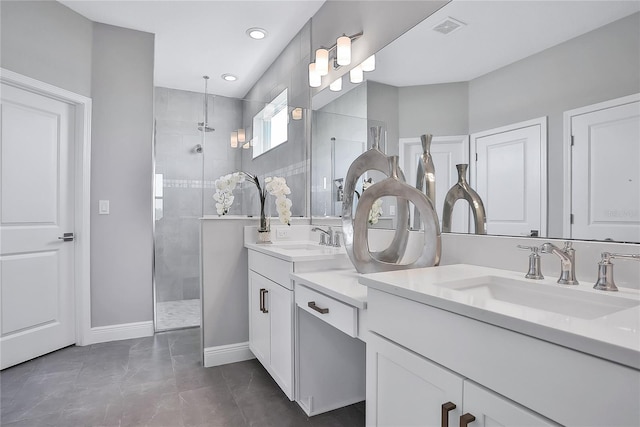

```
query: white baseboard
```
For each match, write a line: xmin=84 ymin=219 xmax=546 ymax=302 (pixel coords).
xmin=204 ymin=341 xmax=255 ymax=367
xmin=86 ymin=320 xmax=154 ymax=345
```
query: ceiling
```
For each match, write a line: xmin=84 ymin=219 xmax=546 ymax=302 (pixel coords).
xmin=313 ymin=0 xmax=640 ymax=109
xmin=60 ymin=0 xmax=325 ymax=98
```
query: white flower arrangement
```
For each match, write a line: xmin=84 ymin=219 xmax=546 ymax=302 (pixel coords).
xmin=363 ymin=178 xmax=383 ymax=225
xmin=213 ymin=171 xmax=292 ymax=226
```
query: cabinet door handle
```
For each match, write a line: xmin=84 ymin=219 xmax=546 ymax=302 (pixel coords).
xmin=441 ymin=402 xmax=456 ymax=427
xmin=259 ymin=288 xmax=268 ymax=313
xmin=308 ymin=301 xmax=329 ymax=314
xmin=460 ymin=413 xmax=475 ymax=427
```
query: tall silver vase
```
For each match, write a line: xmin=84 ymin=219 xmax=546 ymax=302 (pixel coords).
xmin=352 ymin=156 xmax=441 ymax=273
xmin=414 ymin=133 xmax=436 ymax=230
xmin=342 ymin=126 xmax=410 ymax=266
xmin=442 ymin=163 xmax=487 ymax=234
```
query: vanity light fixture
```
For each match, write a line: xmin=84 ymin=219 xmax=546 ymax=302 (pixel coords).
xmin=308 ymin=31 xmax=363 ymax=88
xmin=242 ymin=141 xmax=251 ymax=149
xmin=237 ymin=128 xmax=246 ymax=143
xmin=221 ymin=73 xmax=237 ymax=82
xmin=329 ymin=76 xmax=342 ymax=92
xmin=361 ymin=54 xmax=376 ymax=72
xmin=308 ymin=63 xmax=321 ymax=88
xmin=291 ymin=107 xmax=303 ymax=120
xmin=349 ymin=65 xmax=364 ymax=84
xmin=230 ymin=131 xmax=238 ymax=148
xmin=246 ymin=27 xmax=267 ymax=40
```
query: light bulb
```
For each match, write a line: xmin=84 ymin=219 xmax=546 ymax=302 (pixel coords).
xmin=309 ymin=63 xmax=321 ymax=88
xmin=336 ymin=35 xmax=351 ymax=66
xmin=237 ymin=128 xmax=245 ymax=143
xmin=349 ymin=65 xmax=363 ymax=84
xmin=329 ymin=77 xmax=342 ymax=92
xmin=291 ymin=107 xmax=303 ymax=120
xmin=315 ymin=48 xmax=329 ymax=76
xmin=230 ymin=131 xmax=238 ymax=148
xmin=361 ymin=54 xmax=376 ymax=72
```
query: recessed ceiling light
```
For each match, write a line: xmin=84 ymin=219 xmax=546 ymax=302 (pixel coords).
xmin=246 ymin=28 xmax=267 ymax=40
xmin=221 ymin=74 xmax=237 ymax=82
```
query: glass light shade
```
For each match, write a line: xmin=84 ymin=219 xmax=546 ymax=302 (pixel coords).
xmin=329 ymin=77 xmax=342 ymax=92
xmin=336 ymin=35 xmax=351 ymax=66
xmin=230 ymin=131 xmax=238 ymax=148
xmin=349 ymin=65 xmax=364 ymax=84
xmin=242 ymin=142 xmax=251 ymax=149
xmin=361 ymin=54 xmax=376 ymax=72
xmin=308 ymin=63 xmax=321 ymax=88
xmin=315 ymin=48 xmax=329 ymax=76
xmin=291 ymin=107 xmax=303 ymax=120
xmin=237 ymin=128 xmax=246 ymax=143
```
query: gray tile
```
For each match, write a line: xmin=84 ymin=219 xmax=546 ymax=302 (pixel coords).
xmin=0 ymin=411 xmax=63 ymax=427
xmin=174 ymin=365 xmax=226 ymax=393
xmin=179 ymin=386 xmax=247 ymax=427
xmin=120 ymin=377 xmax=178 ymax=397
xmin=308 ymin=403 xmax=366 ymax=427
xmin=119 ymin=391 xmax=182 ymax=427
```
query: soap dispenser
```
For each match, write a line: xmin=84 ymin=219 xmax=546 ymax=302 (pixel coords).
xmin=517 ymin=245 xmax=544 ymax=280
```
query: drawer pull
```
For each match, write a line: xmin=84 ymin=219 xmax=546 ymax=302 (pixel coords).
xmin=308 ymin=301 xmax=329 ymax=314
xmin=441 ymin=402 xmax=456 ymax=427
xmin=460 ymin=413 xmax=475 ymax=427
xmin=260 ymin=288 xmax=268 ymax=313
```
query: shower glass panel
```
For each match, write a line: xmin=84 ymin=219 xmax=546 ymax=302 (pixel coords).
xmin=154 ymin=116 xmax=205 ymax=331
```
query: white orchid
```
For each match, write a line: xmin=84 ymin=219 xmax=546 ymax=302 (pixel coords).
xmin=362 ymin=178 xmax=383 ymax=225
xmin=213 ymin=172 xmax=244 ymax=215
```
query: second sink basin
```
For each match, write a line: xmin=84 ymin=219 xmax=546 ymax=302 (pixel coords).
xmin=438 ymin=276 xmax=640 ymax=320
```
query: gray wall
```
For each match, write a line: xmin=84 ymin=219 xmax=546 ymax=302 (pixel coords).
xmin=367 ymin=81 xmax=400 ymax=155
xmin=90 ymin=23 xmax=155 ymax=327
xmin=1 ymin=0 xmax=92 ymax=97
xmin=468 ymin=12 xmax=640 ymax=238
xmin=1 ymin=1 xmax=156 ymax=328
xmin=399 ymin=82 xmax=469 ymax=137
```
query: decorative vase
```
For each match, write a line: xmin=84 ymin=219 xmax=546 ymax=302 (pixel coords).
xmin=442 ymin=163 xmax=487 ymax=234
xmin=352 ymin=156 xmax=441 ymax=273
xmin=414 ymin=133 xmax=436 ymax=230
xmin=342 ymin=126 xmax=410 ymax=265
xmin=256 ymin=200 xmax=272 ymax=244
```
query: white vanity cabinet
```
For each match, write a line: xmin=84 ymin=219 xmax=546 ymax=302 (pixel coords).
xmin=364 ymin=286 xmax=640 ymax=427
xmin=367 ymin=332 xmax=557 ymax=427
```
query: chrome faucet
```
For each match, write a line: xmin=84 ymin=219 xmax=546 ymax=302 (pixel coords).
xmin=517 ymin=245 xmax=544 ymax=280
xmin=594 ymin=252 xmax=640 ymax=292
xmin=541 ymin=241 xmax=578 ymax=285
xmin=311 ymin=226 xmax=332 ymax=246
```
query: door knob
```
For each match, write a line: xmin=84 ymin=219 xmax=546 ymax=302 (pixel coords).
xmin=58 ymin=232 xmax=74 ymax=242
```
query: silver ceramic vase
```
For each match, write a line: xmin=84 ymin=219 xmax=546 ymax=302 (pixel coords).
xmin=442 ymin=163 xmax=487 ymax=234
xmin=414 ymin=133 xmax=436 ymax=230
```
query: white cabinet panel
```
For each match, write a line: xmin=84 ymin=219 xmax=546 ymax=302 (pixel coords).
xmin=248 ymin=271 xmax=270 ymax=365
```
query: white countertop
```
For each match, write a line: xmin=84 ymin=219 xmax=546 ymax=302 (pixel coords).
xmin=291 ymin=269 xmax=367 ymax=309
xmin=359 ymin=264 xmax=640 ymax=370
xmin=245 ymin=240 xmax=349 ymax=263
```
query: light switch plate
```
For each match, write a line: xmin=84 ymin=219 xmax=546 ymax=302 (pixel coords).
xmin=389 ymin=205 xmax=396 ymax=216
xmin=276 ymin=228 xmax=290 ymax=239
xmin=99 ymin=200 xmax=110 ymax=215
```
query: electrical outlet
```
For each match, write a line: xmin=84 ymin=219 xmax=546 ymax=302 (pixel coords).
xmin=389 ymin=205 xmax=396 ymax=216
xmin=276 ymin=228 xmax=290 ymax=239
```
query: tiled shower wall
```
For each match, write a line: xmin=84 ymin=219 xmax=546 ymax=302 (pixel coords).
xmin=154 ymin=87 xmax=243 ymax=303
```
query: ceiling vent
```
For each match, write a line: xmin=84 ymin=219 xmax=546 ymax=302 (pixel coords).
xmin=432 ymin=17 xmax=467 ymax=35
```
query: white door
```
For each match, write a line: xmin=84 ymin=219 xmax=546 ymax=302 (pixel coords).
xmin=0 ymin=83 xmax=76 ymax=369
xmin=569 ymin=97 xmax=640 ymax=242
xmin=471 ymin=118 xmax=546 ymax=237
xmin=401 ymin=136 xmax=469 ymax=232
xmin=366 ymin=333 xmax=464 ymax=427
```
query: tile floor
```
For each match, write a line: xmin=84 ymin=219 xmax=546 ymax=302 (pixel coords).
xmin=156 ymin=300 xmax=201 ymax=331
xmin=0 ymin=328 xmax=365 ymax=427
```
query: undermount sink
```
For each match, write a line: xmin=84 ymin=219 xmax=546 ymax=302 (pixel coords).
xmin=438 ymin=276 xmax=640 ymax=320
xmin=276 ymin=243 xmax=326 ymax=251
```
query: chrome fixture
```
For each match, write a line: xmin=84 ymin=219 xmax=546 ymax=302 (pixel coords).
xmin=197 ymin=76 xmax=215 ymax=132
xmin=414 ymin=133 xmax=436 ymax=230
xmin=442 ymin=164 xmax=487 ymax=234
xmin=332 ymin=230 xmax=342 ymax=248
xmin=312 ymin=226 xmax=333 ymax=246
xmin=309 ymin=31 xmax=375 ymax=88
xmin=342 ymin=126 xmax=409 ymax=265
xmin=517 ymin=245 xmax=544 ymax=279
xmin=193 ymin=144 xmax=203 ymax=154
xmin=541 ymin=241 xmax=578 ymax=285
xmin=334 ymin=178 xmax=344 ymax=202
xmin=594 ymin=252 xmax=640 ymax=292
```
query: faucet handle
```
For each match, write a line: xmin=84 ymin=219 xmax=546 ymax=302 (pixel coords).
xmin=517 ymin=245 xmax=544 ymax=279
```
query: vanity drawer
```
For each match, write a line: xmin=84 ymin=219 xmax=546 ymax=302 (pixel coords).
xmin=249 ymin=250 xmax=293 ymax=289
xmin=296 ymin=285 xmax=358 ymax=337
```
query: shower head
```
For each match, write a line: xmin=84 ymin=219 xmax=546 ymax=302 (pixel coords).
xmin=197 ymin=123 xmax=215 ymax=132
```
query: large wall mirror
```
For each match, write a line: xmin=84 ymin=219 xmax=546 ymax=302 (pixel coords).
xmin=310 ymin=1 xmax=640 ymax=243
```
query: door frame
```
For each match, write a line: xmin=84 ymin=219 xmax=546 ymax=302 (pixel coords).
xmin=470 ymin=117 xmax=548 ymax=237
xmin=1 ymin=68 xmax=92 ymax=346
xmin=562 ymin=93 xmax=640 ymax=238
